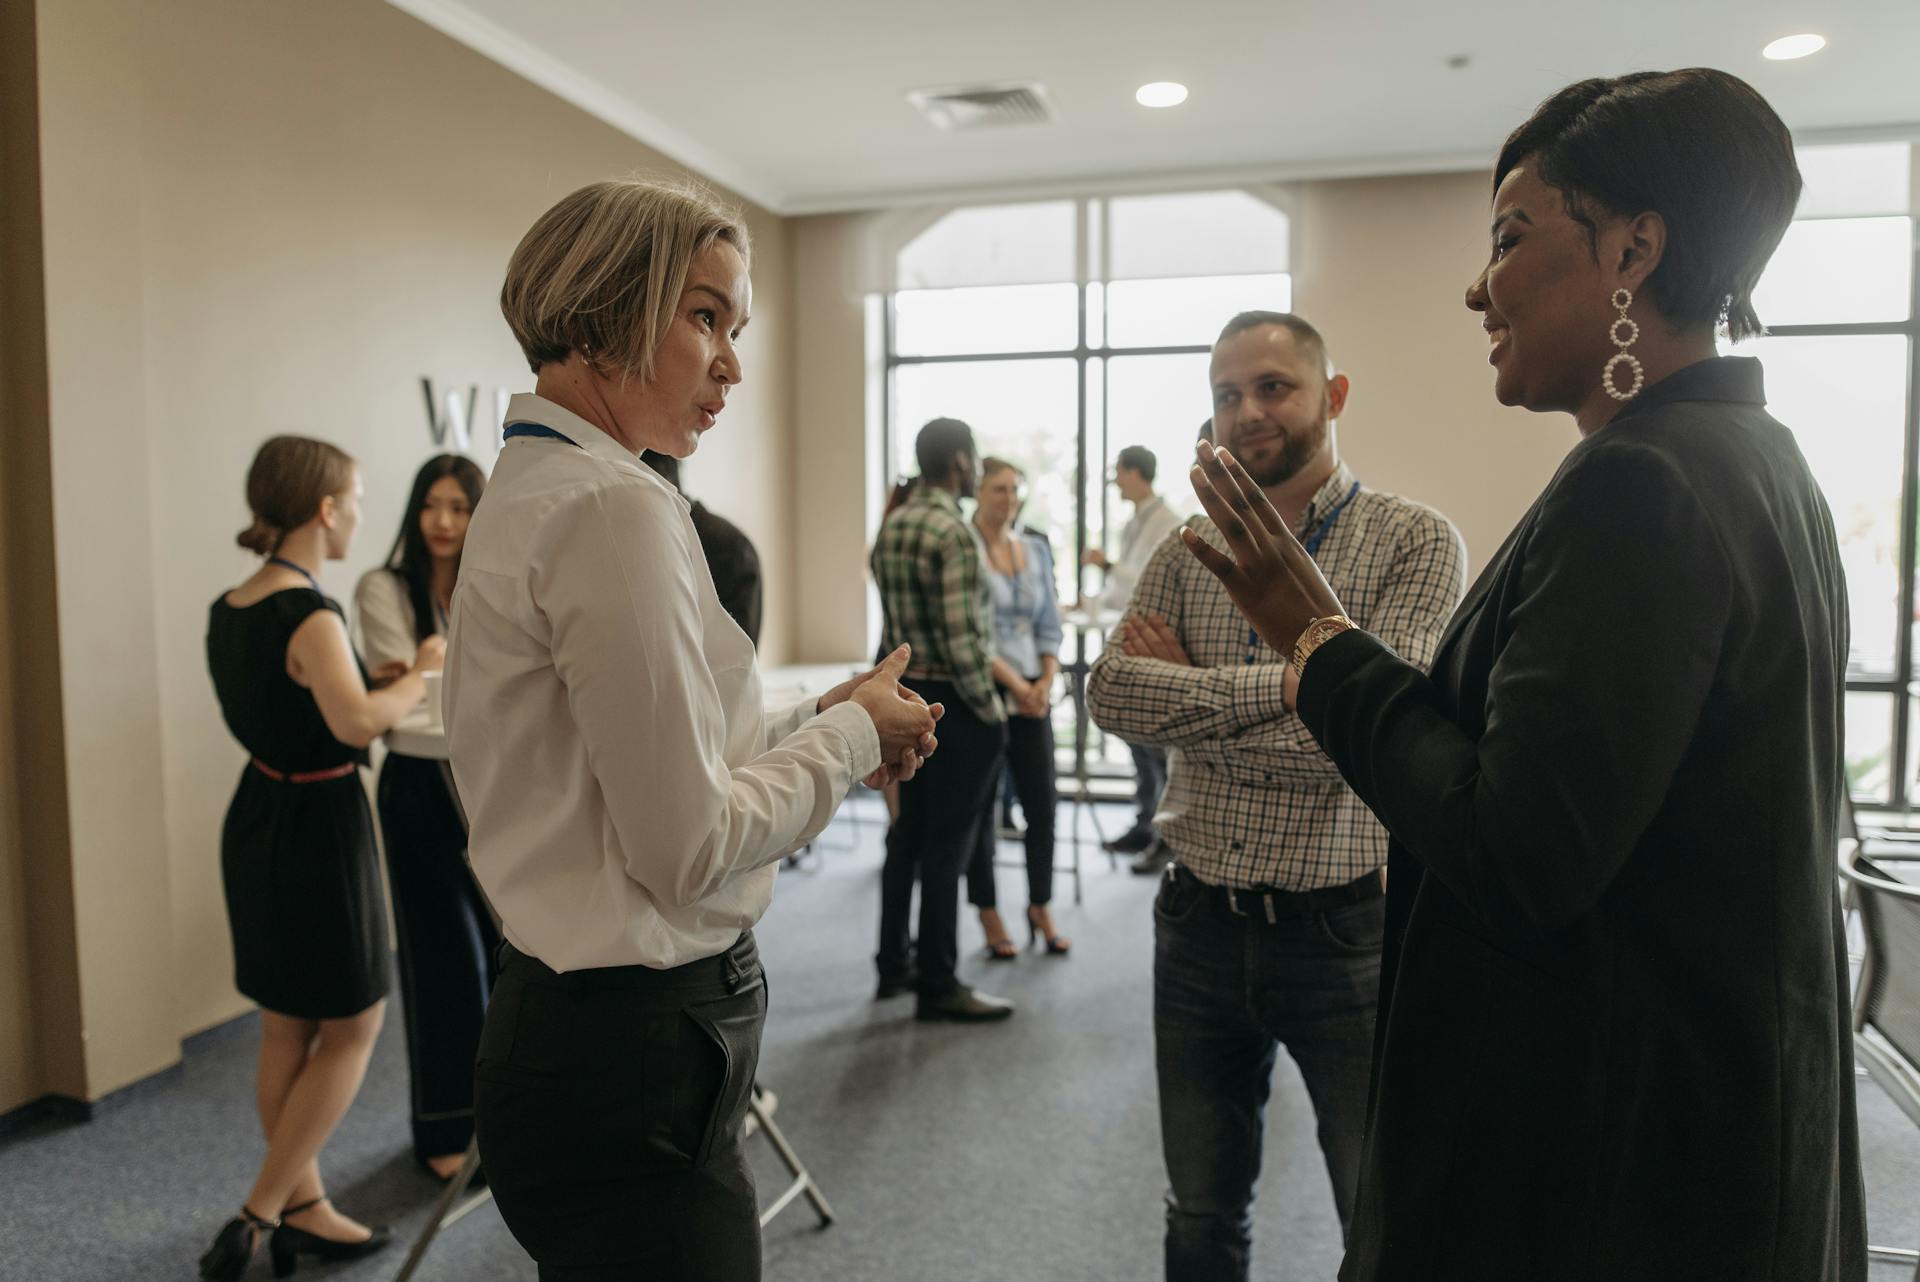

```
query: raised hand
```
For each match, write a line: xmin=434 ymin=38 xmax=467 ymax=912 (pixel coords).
xmin=1181 ymin=442 xmax=1345 ymax=656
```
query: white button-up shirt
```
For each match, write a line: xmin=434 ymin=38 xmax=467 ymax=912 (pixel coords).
xmin=1099 ymin=493 xmax=1184 ymax=611
xmin=444 ymin=393 xmax=881 ymax=972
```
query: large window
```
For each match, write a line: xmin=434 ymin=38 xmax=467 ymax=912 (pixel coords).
xmin=884 ymin=192 xmax=1291 ymax=777
xmin=1725 ymin=143 xmax=1918 ymax=809
xmin=885 ymin=190 xmax=1290 ymax=609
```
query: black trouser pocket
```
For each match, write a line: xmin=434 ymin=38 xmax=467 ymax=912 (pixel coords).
xmin=680 ymin=980 xmax=767 ymax=1169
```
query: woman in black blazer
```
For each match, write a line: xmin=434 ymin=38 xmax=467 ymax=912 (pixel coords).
xmin=1185 ymin=70 xmax=1865 ymax=1280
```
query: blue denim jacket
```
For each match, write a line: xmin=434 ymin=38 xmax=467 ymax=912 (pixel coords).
xmin=985 ymin=529 xmax=1063 ymax=680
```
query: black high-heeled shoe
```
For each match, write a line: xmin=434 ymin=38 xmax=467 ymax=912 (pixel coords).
xmin=268 ymin=1197 xmax=393 ymax=1277
xmin=198 ymin=1204 xmax=278 ymax=1281
xmin=1027 ymin=905 xmax=1071 ymax=956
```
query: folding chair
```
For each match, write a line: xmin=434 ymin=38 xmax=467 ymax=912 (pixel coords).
xmin=1837 ymin=841 xmax=1920 ymax=1279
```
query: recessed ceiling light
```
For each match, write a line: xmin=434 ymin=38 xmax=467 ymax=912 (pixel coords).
xmin=1136 ymin=82 xmax=1189 ymax=109
xmin=1763 ymin=33 xmax=1827 ymax=60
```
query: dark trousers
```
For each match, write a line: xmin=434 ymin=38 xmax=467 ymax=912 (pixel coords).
xmin=475 ymin=934 xmax=766 ymax=1281
xmin=1153 ymin=866 xmax=1382 ymax=1281
xmin=1132 ymin=742 xmax=1169 ymax=831
xmin=967 ymin=705 xmax=1058 ymax=908
xmin=377 ymin=752 xmax=498 ymax=1160
xmin=877 ymin=679 xmax=1007 ymax=995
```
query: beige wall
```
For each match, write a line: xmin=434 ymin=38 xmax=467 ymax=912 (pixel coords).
xmin=14 ymin=0 xmax=797 ymax=1109
xmin=788 ymin=173 xmax=1580 ymax=660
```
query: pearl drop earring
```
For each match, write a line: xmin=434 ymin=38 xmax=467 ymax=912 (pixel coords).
xmin=1602 ymin=288 xmax=1645 ymax=402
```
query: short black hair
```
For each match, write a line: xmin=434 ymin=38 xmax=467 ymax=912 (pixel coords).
xmin=1215 ymin=311 xmax=1334 ymax=377
xmin=1494 ymin=69 xmax=1801 ymax=342
xmin=639 ymin=450 xmax=681 ymax=491
xmin=915 ymin=417 xmax=976 ymax=480
xmin=1115 ymin=445 xmax=1157 ymax=483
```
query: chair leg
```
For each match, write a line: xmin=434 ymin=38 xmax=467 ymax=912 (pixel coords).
xmin=391 ymin=1138 xmax=492 ymax=1282
xmin=750 ymin=1084 xmax=834 ymax=1230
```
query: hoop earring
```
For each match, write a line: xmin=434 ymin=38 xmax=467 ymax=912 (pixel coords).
xmin=1602 ymin=288 xmax=1644 ymax=402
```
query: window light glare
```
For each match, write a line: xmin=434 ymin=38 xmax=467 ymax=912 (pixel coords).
xmin=1135 ymin=82 xmax=1189 ymax=109
xmin=1763 ymin=33 xmax=1827 ymax=60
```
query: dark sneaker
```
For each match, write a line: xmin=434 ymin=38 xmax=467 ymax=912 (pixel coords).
xmin=1129 ymin=839 xmax=1175 ymax=877
xmin=915 ymin=984 xmax=1015 ymax=1022
xmin=1102 ymin=825 xmax=1155 ymax=854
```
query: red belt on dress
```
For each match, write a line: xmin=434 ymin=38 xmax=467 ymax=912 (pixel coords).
xmin=250 ymin=758 xmax=357 ymax=784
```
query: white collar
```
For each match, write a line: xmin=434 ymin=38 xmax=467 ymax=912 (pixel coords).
xmin=503 ymin=392 xmax=641 ymax=469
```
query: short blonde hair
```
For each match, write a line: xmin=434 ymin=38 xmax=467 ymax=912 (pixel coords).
xmin=500 ymin=177 xmax=751 ymax=381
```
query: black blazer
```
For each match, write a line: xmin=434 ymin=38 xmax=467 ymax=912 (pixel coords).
xmin=1298 ymin=358 xmax=1866 ymax=1281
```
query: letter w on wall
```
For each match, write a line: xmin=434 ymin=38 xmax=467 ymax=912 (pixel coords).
xmin=422 ymin=379 xmax=477 ymax=453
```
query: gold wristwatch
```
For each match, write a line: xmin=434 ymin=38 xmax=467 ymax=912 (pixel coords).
xmin=1291 ymin=615 xmax=1357 ymax=673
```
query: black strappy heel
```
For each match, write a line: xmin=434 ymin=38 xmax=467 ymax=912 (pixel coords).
xmin=198 ymin=1204 xmax=279 ymax=1281
xmin=268 ymin=1196 xmax=393 ymax=1277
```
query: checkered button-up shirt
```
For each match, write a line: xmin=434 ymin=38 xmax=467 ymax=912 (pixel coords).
xmin=870 ymin=485 xmax=1006 ymax=724
xmin=1087 ymin=462 xmax=1465 ymax=890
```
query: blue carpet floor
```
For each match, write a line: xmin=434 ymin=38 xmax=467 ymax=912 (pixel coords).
xmin=4 ymin=795 xmax=1920 ymax=1280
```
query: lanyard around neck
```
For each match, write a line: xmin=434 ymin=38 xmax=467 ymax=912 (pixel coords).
xmin=503 ymin=422 xmax=582 ymax=448
xmin=268 ymin=556 xmax=321 ymax=593
xmin=1245 ymin=481 xmax=1362 ymax=665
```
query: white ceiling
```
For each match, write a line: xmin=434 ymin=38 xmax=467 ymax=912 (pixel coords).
xmin=390 ymin=0 xmax=1920 ymax=214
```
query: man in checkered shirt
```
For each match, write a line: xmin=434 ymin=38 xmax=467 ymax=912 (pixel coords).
xmin=870 ymin=417 xmax=1016 ymax=1023
xmin=1088 ymin=312 xmax=1465 ymax=1278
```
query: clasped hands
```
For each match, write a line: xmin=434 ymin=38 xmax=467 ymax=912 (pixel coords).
xmin=818 ymin=645 xmax=944 ymax=787
xmin=1180 ymin=441 xmax=1347 ymax=663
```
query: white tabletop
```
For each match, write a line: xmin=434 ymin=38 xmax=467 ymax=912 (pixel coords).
xmin=386 ymin=705 xmax=447 ymax=760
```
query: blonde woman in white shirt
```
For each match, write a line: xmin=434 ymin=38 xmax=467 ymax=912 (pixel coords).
xmin=445 ymin=178 xmax=940 ymax=1280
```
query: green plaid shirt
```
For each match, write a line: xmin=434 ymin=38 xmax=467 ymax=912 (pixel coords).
xmin=870 ymin=486 xmax=1005 ymax=724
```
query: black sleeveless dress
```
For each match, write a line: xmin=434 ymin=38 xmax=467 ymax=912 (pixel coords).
xmin=206 ymin=588 xmax=389 ymax=1018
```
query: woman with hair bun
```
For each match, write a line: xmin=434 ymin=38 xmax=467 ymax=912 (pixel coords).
xmin=198 ymin=436 xmax=443 ymax=1280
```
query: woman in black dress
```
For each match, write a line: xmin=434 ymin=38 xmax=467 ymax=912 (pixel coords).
xmin=1184 ymin=70 xmax=1864 ymax=1278
xmin=199 ymin=436 xmax=445 ymax=1281
xmin=353 ymin=453 xmax=493 ymax=1183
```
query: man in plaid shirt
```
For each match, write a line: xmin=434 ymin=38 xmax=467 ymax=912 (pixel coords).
xmin=1088 ymin=313 xmax=1464 ymax=1278
xmin=870 ymin=418 xmax=1015 ymax=1023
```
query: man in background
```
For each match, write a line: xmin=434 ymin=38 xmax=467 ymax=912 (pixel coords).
xmin=869 ymin=418 xmax=1015 ymax=1023
xmin=642 ymin=451 xmax=764 ymax=646
xmin=1084 ymin=442 xmax=1186 ymax=872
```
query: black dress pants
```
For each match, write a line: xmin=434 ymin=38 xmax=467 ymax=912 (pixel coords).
xmin=877 ymin=679 xmax=1007 ymax=995
xmin=966 ymin=700 xmax=1058 ymax=909
xmin=474 ymin=934 xmax=766 ymax=1281
xmin=376 ymin=752 xmax=498 ymax=1160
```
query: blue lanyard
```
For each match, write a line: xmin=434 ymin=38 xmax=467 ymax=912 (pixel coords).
xmin=503 ymin=421 xmax=582 ymax=448
xmin=1245 ymin=481 xmax=1361 ymax=665
xmin=268 ymin=556 xmax=321 ymax=593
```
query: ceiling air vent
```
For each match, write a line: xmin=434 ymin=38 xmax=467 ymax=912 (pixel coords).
xmin=908 ymin=82 xmax=1053 ymax=131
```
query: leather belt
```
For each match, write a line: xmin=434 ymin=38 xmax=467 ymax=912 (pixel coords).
xmin=250 ymin=758 xmax=357 ymax=784
xmin=1170 ymin=861 xmax=1382 ymax=923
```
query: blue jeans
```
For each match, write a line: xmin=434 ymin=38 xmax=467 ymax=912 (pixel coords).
xmin=1152 ymin=866 xmax=1382 ymax=1282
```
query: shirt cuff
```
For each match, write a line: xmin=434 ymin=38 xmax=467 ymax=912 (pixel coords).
xmin=1230 ymin=664 xmax=1293 ymax=728
xmin=814 ymin=700 xmax=884 ymax=780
